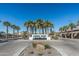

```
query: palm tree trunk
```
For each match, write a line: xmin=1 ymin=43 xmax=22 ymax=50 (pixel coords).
xmin=39 ymin=29 xmax=40 ymax=34
xmin=28 ymin=27 xmax=31 ymax=33
xmin=42 ymin=28 xmax=44 ymax=34
xmin=31 ymin=28 xmax=33 ymax=34
xmin=13 ymin=29 xmax=15 ymax=39
xmin=30 ymin=27 xmax=31 ymax=33
xmin=50 ymin=27 xmax=52 ymax=33
xmin=44 ymin=28 xmax=45 ymax=34
xmin=47 ymin=28 xmax=48 ymax=34
xmin=6 ymin=26 xmax=8 ymax=39
xmin=27 ymin=27 xmax=28 ymax=32
xmin=46 ymin=28 xmax=48 ymax=34
xmin=35 ymin=27 xmax=36 ymax=34
xmin=17 ymin=30 xmax=19 ymax=39
xmin=45 ymin=28 xmax=47 ymax=34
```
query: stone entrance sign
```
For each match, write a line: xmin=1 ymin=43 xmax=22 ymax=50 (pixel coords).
xmin=29 ymin=34 xmax=50 ymax=40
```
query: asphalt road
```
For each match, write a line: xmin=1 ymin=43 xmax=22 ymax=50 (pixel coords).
xmin=49 ymin=39 xmax=79 ymax=56
xmin=0 ymin=40 xmax=30 ymax=56
xmin=0 ymin=39 xmax=79 ymax=56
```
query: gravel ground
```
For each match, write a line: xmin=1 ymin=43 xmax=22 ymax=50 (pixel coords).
xmin=19 ymin=41 xmax=61 ymax=56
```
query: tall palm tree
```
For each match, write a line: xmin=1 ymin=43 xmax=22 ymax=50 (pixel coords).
xmin=24 ymin=21 xmax=29 ymax=33
xmin=30 ymin=21 xmax=34 ymax=34
xmin=43 ymin=20 xmax=54 ymax=34
xmin=43 ymin=21 xmax=48 ymax=34
xmin=24 ymin=19 xmax=54 ymax=34
xmin=11 ymin=25 xmax=16 ymax=35
xmin=69 ymin=23 xmax=76 ymax=30
xmin=59 ymin=27 xmax=64 ymax=32
xmin=49 ymin=23 xmax=54 ymax=33
xmin=11 ymin=25 xmax=16 ymax=39
xmin=16 ymin=26 xmax=20 ymax=34
xmin=16 ymin=26 xmax=20 ymax=39
xmin=63 ymin=25 xmax=69 ymax=32
xmin=46 ymin=21 xmax=54 ymax=33
xmin=28 ymin=20 xmax=34 ymax=34
xmin=24 ymin=20 xmax=34 ymax=34
xmin=33 ymin=22 xmax=37 ymax=34
xmin=3 ymin=21 xmax=11 ymax=39
xmin=35 ymin=19 xmax=44 ymax=34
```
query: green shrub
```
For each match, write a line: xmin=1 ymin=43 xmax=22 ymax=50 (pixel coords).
xmin=32 ymin=43 xmax=36 ymax=48
xmin=38 ymin=53 xmax=43 ymax=56
xmin=54 ymin=36 xmax=58 ymax=40
xmin=44 ymin=44 xmax=51 ymax=49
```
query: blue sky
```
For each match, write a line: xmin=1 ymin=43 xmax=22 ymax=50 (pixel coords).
xmin=0 ymin=3 xmax=79 ymax=33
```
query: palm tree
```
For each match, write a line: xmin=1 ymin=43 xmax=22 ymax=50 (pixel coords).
xmin=43 ymin=21 xmax=48 ymax=34
xmin=59 ymin=27 xmax=64 ymax=32
xmin=63 ymin=25 xmax=69 ymax=32
xmin=35 ymin=19 xmax=44 ymax=34
xmin=16 ymin=26 xmax=20 ymax=39
xmin=43 ymin=20 xmax=54 ymax=34
xmin=51 ymin=24 xmax=54 ymax=32
xmin=3 ymin=21 xmax=11 ymax=39
xmin=69 ymin=23 xmax=76 ymax=30
xmin=24 ymin=19 xmax=54 ymax=34
xmin=34 ymin=21 xmax=39 ymax=34
xmin=34 ymin=22 xmax=37 ymax=34
xmin=27 ymin=20 xmax=34 ymax=34
xmin=48 ymin=22 xmax=54 ymax=33
xmin=11 ymin=25 xmax=16 ymax=35
xmin=24 ymin=21 xmax=29 ymax=33
xmin=24 ymin=20 xmax=34 ymax=34
xmin=11 ymin=25 xmax=16 ymax=39
xmin=30 ymin=21 xmax=34 ymax=34
xmin=16 ymin=26 xmax=20 ymax=34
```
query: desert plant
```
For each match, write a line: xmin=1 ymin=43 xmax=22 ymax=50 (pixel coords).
xmin=54 ymin=36 xmax=59 ymax=40
xmin=32 ymin=42 xmax=37 ymax=48
xmin=36 ymin=44 xmax=45 ymax=55
xmin=44 ymin=44 xmax=51 ymax=49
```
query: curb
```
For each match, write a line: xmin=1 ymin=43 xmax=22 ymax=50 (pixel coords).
xmin=50 ymin=45 xmax=68 ymax=56
xmin=13 ymin=46 xmax=28 ymax=56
